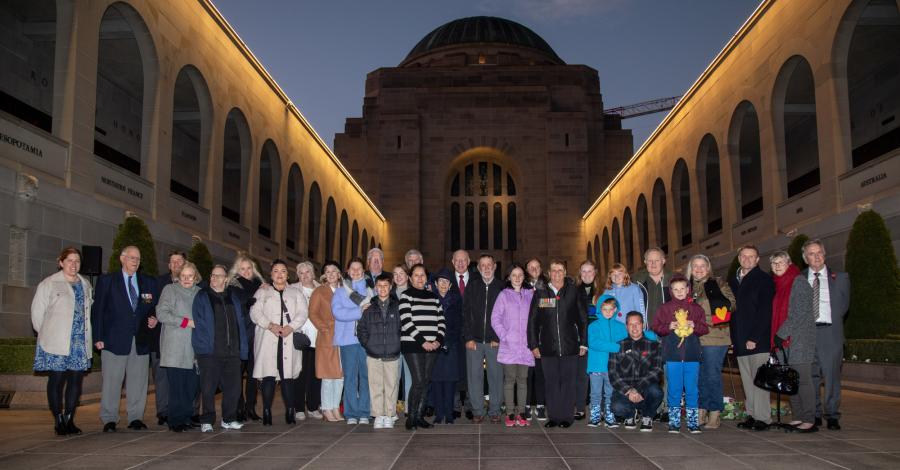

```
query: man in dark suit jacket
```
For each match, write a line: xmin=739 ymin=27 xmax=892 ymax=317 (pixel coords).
xmin=728 ymin=245 xmax=775 ymax=431
xmin=448 ymin=249 xmax=476 ymax=418
xmin=91 ymin=245 xmax=158 ymax=432
xmin=803 ymin=239 xmax=850 ymax=430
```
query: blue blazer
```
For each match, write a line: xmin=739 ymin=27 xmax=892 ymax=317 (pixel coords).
xmin=191 ymin=288 xmax=249 ymax=360
xmin=91 ymin=271 xmax=158 ymax=356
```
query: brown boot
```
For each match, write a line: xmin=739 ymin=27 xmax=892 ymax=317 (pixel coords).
xmin=699 ymin=409 xmax=708 ymax=426
xmin=706 ymin=411 xmax=721 ymax=429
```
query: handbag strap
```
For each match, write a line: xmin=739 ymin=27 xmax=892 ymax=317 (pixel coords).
xmin=771 ymin=348 xmax=790 ymax=366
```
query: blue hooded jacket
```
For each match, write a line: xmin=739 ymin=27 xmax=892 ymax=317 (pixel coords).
xmin=588 ymin=294 xmax=657 ymax=373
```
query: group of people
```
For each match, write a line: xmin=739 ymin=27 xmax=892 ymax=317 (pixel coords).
xmin=29 ymin=238 xmax=849 ymax=436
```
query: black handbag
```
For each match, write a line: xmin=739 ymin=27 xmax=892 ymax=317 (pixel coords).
xmin=753 ymin=350 xmax=799 ymax=395
xmin=284 ymin=310 xmax=312 ymax=351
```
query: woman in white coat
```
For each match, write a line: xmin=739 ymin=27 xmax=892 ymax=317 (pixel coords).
xmin=251 ymin=259 xmax=308 ymax=425
xmin=31 ymin=247 xmax=93 ymax=436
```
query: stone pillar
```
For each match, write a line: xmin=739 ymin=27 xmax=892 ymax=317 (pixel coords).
xmin=8 ymin=173 xmax=38 ymax=287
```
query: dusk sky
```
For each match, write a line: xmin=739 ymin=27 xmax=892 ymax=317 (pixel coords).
xmin=213 ymin=0 xmax=761 ymax=153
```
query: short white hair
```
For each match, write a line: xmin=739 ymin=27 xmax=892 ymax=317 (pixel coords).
xmin=367 ymin=247 xmax=384 ymax=262
xmin=405 ymin=249 xmax=423 ymax=262
xmin=802 ymin=238 xmax=826 ymax=256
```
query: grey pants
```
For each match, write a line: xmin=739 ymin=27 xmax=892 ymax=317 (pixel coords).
xmin=812 ymin=327 xmax=843 ymax=419
xmin=788 ymin=362 xmax=815 ymax=423
xmin=466 ymin=342 xmax=504 ymax=417
xmin=737 ymin=352 xmax=772 ymax=424
xmin=100 ymin=339 xmax=149 ymax=424
xmin=503 ymin=363 xmax=529 ymax=415
xmin=150 ymin=352 xmax=168 ymax=417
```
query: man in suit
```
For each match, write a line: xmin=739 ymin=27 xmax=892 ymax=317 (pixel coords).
xmin=148 ymin=250 xmax=185 ymax=425
xmin=364 ymin=247 xmax=385 ymax=289
xmin=803 ymin=239 xmax=850 ymax=430
xmin=92 ymin=245 xmax=158 ymax=432
xmin=449 ymin=249 xmax=476 ymax=419
xmin=728 ymin=244 xmax=775 ymax=431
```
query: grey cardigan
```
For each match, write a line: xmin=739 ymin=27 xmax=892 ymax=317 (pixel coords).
xmin=776 ymin=276 xmax=816 ymax=364
xmin=157 ymin=283 xmax=201 ymax=369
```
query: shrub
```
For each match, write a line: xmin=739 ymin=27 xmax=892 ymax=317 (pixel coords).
xmin=726 ymin=255 xmax=739 ymax=282
xmin=845 ymin=210 xmax=900 ymax=339
xmin=0 ymin=338 xmax=101 ymax=374
xmin=844 ymin=339 xmax=900 ymax=363
xmin=107 ymin=215 xmax=158 ymax=276
xmin=188 ymin=241 xmax=214 ymax=282
xmin=787 ymin=233 xmax=809 ymax=271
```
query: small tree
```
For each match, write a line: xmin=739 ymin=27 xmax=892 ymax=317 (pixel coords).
xmin=788 ymin=234 xmax=809 ymax=271
xmin=108 ymin=215 xmax=158 ymax=276
xmin=189 ymin=241 xmax=214 ymax=282
xmin=845 ymin=210 xmax=900 ymax=339
xmin=726 ymin=255 xmax=740 ymax=282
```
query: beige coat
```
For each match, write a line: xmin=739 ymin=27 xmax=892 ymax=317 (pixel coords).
xmin=693 ymin=277 xmax=736 ymax=347
xmin=31 ymin=271 xmax=94 ymax=356
xmin=308 ymin=285 xmax=342 ymax=379
xmin=251 ymin=285 xmax=308 ymax=380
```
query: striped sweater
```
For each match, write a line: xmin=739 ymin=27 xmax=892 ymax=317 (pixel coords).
xmin=399 ymin=286 xmax=446 ymax=353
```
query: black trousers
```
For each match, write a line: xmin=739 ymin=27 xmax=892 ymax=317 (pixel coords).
xmin=46 ymin=370 xmax=84 ymax=416
xmin=575 ymin=354 xmax=589 ymax=411
xmin=198 ymin=355 xmax=241 ymax=424
xmin=432 ymin=380 xmax=457 ymax=421
xmin=261 ymin=377 xmax=295 ymax=412
xmin=527 ymin=357 xmax=545 ymax=406
xmin=238 ymin=334 xmax=258 ymax=413
xmin=167 ymin=367 xmax=198 ymax=427
xmin=541 ymin=355 xmax=577 ymax=422
xmin=404 ymin=352 xmax=437 ymax=417
xmin=294 ymin=348 xmax=321 ymax=412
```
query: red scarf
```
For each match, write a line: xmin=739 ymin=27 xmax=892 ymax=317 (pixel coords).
xmin=771 ymin=264 xmax=801 ymax=348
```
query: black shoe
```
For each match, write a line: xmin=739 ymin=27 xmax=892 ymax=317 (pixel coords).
xmin=544 ymin=420 xmax=558 ymax=428
xmin=236 ymin=409 xmax=246 ymax=423
xmin=573 ymin=411 xmax=586 ymax=421
xmin=103 ymin=422 xmax=117 ymax=433
xmin=54 ymin=414 xmax=68 ymax=436
xmin=736 ymin=417 xmax=756 ymax=429
xmin=405 ymin=413 xmax=418 ymax=430
xmin=424 ymin=406 xmax=435 ymax=418
xmin=416 ymin=417 xmax=433 ymax=429
xmin=536 ymin=406 xmax=547 ymax=421
xmin=127 ymin=420 xmax=148 ymax=430
xmin=795 ymin=425 xmax=819 ymax=433
xmin=286 ymin=408 xmax=296 ymax=424
xmin=465 ymin=410 xmax=474 ymax=420
xmin=814 ymin=417 xmax=822 ymax=427
xmin=157 ymin=414 xmax=168 ymax=426
xmin=64 ymin=413 xmax=81 ymax=435
xmin=751 ymin=420 xmax=770 ymax=431
xmin=453 ymin=410 xmax=461 ymax=419
xmin=247 ymin=407 xmax=261 ymax=421
xmin=827 ymin=418 xmax=841 ymax=430
xmin=262 ymin=409 xmax=273 ymax=426
xmin=171 ymin=424 xmax=189 ymax=433
xmin=524 ymin=407 xmax=532 ymax=420
xmin=559 ymin=421 xmax=572 ymax=428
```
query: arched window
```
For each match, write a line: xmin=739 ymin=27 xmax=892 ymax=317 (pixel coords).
xmin=636 ymin=195 xmax=649 ymax=257
xmin=602 ymin=227 xmax=611 ymax=271
xmin=672 ymin=159 xmax=692 ymax=247
xmin=623 ymin=208 xmax=634 ymax=270
xmin=325 ymin=198 xmax=337 ymax=261
xmin=587 ymin=242 xmax=593 ymax=263
xmin=94 ymin=3 xmax=157 ymax=175
xmin=652 ymin=179 xmax=668 ymax=254
xmin=362 ymin=229 xmax=369 ymax=257
xmin=612 ymin=218 xmax=621 ymax=263
xmin=339 ymin=210 xmax=349 ymax=267
xmin=1 ymin=0 xmax=56 ymax=132
xmin=774 ymin=56 xmax=821 ymax=198
xmin=729 ymin=101 xmax=764 ymax=219
xmin=170 ymin=66 xmax=211 ymax=204
xmin=222 ymin=108 xmax=250 ymax=224
xmin=285 ymin=164 xmax=304 ymax=251
xmin=351 ymin=221 xmax=359 ymax=259
xmin=593 ymin=234 xmax=601 ymax=267
xmin=448 ymin=161 xmax=518 ymax=252
xmin=307 ymin=182 xmax=322 ymax=260
xmin=257 ymin=140 xmax=281 ymax=239
xmin=696 ymin=134 xmax=722 ymax=235
xmin=370 ymin=236 xmax=376 ymax=252
xmin=843 ymin=0 xmax=900 ymax=167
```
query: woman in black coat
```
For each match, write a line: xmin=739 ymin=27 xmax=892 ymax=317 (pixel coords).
xmin=228 ymin=253 xmax=265 ymax=421
xmin=430 ymin=269 xmax=463 ymax=424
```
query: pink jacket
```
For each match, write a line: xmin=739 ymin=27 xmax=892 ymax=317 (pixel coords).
xmin=491 ymin=287 xmax=535 ymax=366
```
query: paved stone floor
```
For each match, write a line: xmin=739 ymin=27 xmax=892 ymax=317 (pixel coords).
xmin=1 ymin=388 xmax=900 ymax=470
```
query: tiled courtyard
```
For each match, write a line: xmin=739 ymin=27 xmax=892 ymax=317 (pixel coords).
xmin=1 ymin=388 xmax=899 ymax=470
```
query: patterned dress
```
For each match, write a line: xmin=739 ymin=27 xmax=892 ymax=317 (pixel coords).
xmin=33 ymin=281 xmax=90 ymax=372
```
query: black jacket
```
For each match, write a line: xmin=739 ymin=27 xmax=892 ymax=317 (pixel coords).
xmin=728 ymin=266 xmax=775 ymax=356
xmin=576 ymin=282 xmax=596 ymax=325
xmin=527 ymin=278 xmax=587 ymax=357
xmin=462 ymin=275 xmax=504 ymax=343
xmin=357 ymin=296 xmax=402 ymax=360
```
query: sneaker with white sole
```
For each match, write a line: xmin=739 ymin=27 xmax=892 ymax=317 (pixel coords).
xmin=347 ymin=418 xmax=358 ymax=425
xmin=200 ymin=423 xmax=213 ymax=433
xmin=307 ymin=410 xmax=323 ymax=420
xmin=373 ymin=416 xmax=385 ymax=429
xmin=221 ymin=420 xmax=244 ymax=430
xmin=391 ymin=415 xmax=399 ymax=423
xmin=384 ymin=416 xmax=394 ymax=428
xmin=295 ymin=411 xmax=307 ymax=420
xmin=640 ymin=417 xmax=653 ymax=432
xmin=624 ymin=414 xmax=637 ymax=430
xmin=358 ymin=417 xmax=370 ymax=425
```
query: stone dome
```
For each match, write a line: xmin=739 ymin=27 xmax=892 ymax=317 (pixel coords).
xmin=403 ymin=16 xmax=563 ymax=65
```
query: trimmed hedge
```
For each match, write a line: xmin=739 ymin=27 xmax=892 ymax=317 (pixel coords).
xmin=188 ymin=241 xmax=214 ymax=282
xmin=108 ymin=215 xmax=158 ymax=276
xmin=845 ymin=210 xmax=900 ymax=339
xmin=0 ymin=337 xmax=101 ymax=374
xmin=844 ymin=339 xmax=900 ymax=363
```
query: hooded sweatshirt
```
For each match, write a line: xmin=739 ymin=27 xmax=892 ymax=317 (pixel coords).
xmin=603 ymin=283 xmax=646 ymax=325
xmin=587 ymin=295 xmax=627 ymax=373
xmin=651 ymin=283 xmax=709 ymax=363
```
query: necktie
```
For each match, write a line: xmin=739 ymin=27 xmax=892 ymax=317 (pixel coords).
xmin=128 ymin=275 xmax=138 ymax=311
xmin=459 ymin=274 xmax=466 ymax=297
xmin=812 ymin=272 xmax=820 ymax=321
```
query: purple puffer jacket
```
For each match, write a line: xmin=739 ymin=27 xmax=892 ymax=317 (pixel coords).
xmin=491 ymin=287 xmax=535 ymax=366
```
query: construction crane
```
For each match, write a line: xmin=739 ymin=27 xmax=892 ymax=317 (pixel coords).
xmin=604 ymin=96 xmax=681 ymax=119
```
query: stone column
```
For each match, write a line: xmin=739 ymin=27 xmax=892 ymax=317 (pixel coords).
xmin=8 ymin=173 xmax=38 ymax=287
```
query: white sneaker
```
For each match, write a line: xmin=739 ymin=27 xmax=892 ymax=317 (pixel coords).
xmin=391 ymin=415 xmax=399 ymax=423
xmin=308 ymin=410 xmax=323 ymax=420
xmin=358 ymin=417 xmax=370 ymax=425
xmin=221 ymin=420 xmax=244 ymax=430
xmin=373 ymin=416 xmax=386 ymax=429
xmin=295 ymin=411 xmax=307 ymax=420
xmin=384 ymin=416 xmax=394 ymax=428
xmin=200 ymin=423 xmax=214 ymax=433
xmin=347 ymin=418 xmax=358 ymax=425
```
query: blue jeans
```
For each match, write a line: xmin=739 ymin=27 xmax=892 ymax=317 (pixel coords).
xmin=611 ymin=383 xmax=662 ymax=419
xmin=699 ymin=345 xmax=728 ymax=411
xmin=665 ymin=361 xmax=699 ymax=409
xmin=339 ymin=344 xmax=370 ymax=419
xmin=589 ymin=372 xmax=612 ymax=408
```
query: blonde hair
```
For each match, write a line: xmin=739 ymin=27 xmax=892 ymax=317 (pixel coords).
xmin=686 ymin=254 xmax=713 ymax=282
xmin=295 ymin=261 xmax=321 ymax=288
xmin=228 ymin=252 xmax=264 ymax=286
xmin=604 ymin=263 xmax=631 ymax=290
xmin=179 ymin=261 xmax=201 ymax=284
